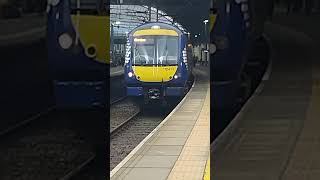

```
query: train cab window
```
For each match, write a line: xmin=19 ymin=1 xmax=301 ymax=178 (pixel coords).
xmin=70 ymin=0 xmax=107 ymax=15
xmin=133 ymin=36 xmax=178 ymax=66
xmin=133 ymin=37 xmax=155 ymax=66
xmin=157 ymin=37 xmax=178 ymax=66
xmin=211 ymin=0 xmax=219 ymax=14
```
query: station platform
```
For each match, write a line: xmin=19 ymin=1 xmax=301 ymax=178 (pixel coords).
xmin=110 ymin=66 xmax=210 ymax=180
xmin=0 ymin=14 xmax=46 ymax=46
xmin=212 ymin=19 xmax=320 ymax=179
xmin=110 ymin=66 xmax=124 ymax=77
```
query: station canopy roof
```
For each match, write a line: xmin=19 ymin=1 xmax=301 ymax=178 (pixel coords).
xmin=110 ymin=5 xmax=188 ymax=37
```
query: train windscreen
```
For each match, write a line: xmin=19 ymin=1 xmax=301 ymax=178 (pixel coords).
xmin=70 ymin=0 xmax=107 ymax=15
xmin=133 ymin=36 xmax=178 ymax=66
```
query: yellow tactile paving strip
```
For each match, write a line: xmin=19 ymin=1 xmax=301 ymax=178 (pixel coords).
xmin=111 ymin=67 xmax=210 ymax=180
xmin=203 ymin=157 xmax=210 ymax=180
xmin=167 ymin=88 xmax=210 ymax=180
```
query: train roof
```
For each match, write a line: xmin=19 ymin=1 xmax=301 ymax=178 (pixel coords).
xmin=129 ymin=22 xmax=185 ymax=36
xmin=110 ymin=5 xmax=188 ymax=36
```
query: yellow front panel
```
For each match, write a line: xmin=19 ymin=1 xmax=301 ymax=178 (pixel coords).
xmin=133 ymin=29 xmax=178 ymax=37
xmin=210 ymin=14 xmax=217 ymax=32
xmin=133 ymin=66 xmax=178 ymax=82
xmin=71 ymin=15 xmax=109 ymax=64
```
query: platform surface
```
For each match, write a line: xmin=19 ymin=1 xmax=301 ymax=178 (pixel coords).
xmin=111 ymin=66 xmax=210 ymax=180
xmin=212 ymin=16 xmax=320 ymax=180
xmin=0 ymin=14 xmax=46 ymax=46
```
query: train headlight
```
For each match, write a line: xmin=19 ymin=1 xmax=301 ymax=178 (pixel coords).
xmin=174 ymin=75 xmax=178 ymax=79
xmin=128 ymin=72 xmax=134 ymax=78
xmin=58 ymin=33 xmax=72 ymax=49
xmin=209 ymin=43 xmax=217 ymax=54
xmin=151 ymin=25 xmax=160 ymax=29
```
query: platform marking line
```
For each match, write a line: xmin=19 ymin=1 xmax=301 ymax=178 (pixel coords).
xmin=110 ymin=70 xmax=123 ymax=77
xmin=203 ymin=156 xmax=210 ymax=180
xmin=110 ymin=77 xmax=197 ymax=178
xmin=262 ymin=33 xmax=274 ymax=81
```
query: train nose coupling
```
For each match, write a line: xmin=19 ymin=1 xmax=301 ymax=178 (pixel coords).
xmin=148 ymin=88 xmax=161 ymax=99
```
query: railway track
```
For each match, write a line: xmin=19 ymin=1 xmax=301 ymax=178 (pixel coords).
xmin=59 ymin=154 xmax=96 ymax=180
xmin=59 ymin=96 xmax=133 ymax=179
xmin=109 ymin=81 xmax=192 ymax=170
xmin=0 ymin=97 xmax=134 ymax=180
xmin=0 ymin=106 xmax=55 ymax=138
xmin=59 ymin=97 xmax=138 ymax=180
xmin=0 ymin=94 xmax=173 ymax=179
xmin=110 ymin=96 xmax=127 ymax=105
xmin=110 ymin=108 xmax=167 ymax=170
xmin=0 ymin=109 xmax=98 ymax=180
xmin=60 ymin=97 xmax=139 ymax=180
xmin=111 ymin=111 xmax=140 ymax=135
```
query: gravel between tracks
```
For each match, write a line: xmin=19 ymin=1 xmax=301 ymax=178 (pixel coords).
xmin=110 ymin=98 xmax=139 ymax=132
xmin=0 ymin=112 xmax=94 ymax=180
xmin=110 ymin=111 xmax=165 ymax=170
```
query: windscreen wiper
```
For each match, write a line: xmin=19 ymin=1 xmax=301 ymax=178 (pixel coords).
xmin=134 ymin=46 xmax=143 ymax=66
xmin=165 ymin=43 xmax=169 ymax=66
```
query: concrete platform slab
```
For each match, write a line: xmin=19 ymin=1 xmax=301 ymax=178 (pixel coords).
xmin=111 ymin=66 xmax=210 ymax=180
xmin=212 ymin=21 xmax=320 ymax=180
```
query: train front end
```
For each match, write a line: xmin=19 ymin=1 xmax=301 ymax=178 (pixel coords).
xmin=47 ymin=0 xmax=109 ymax=109
xmin=124 ymin=23 xmax=191 ymax=104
